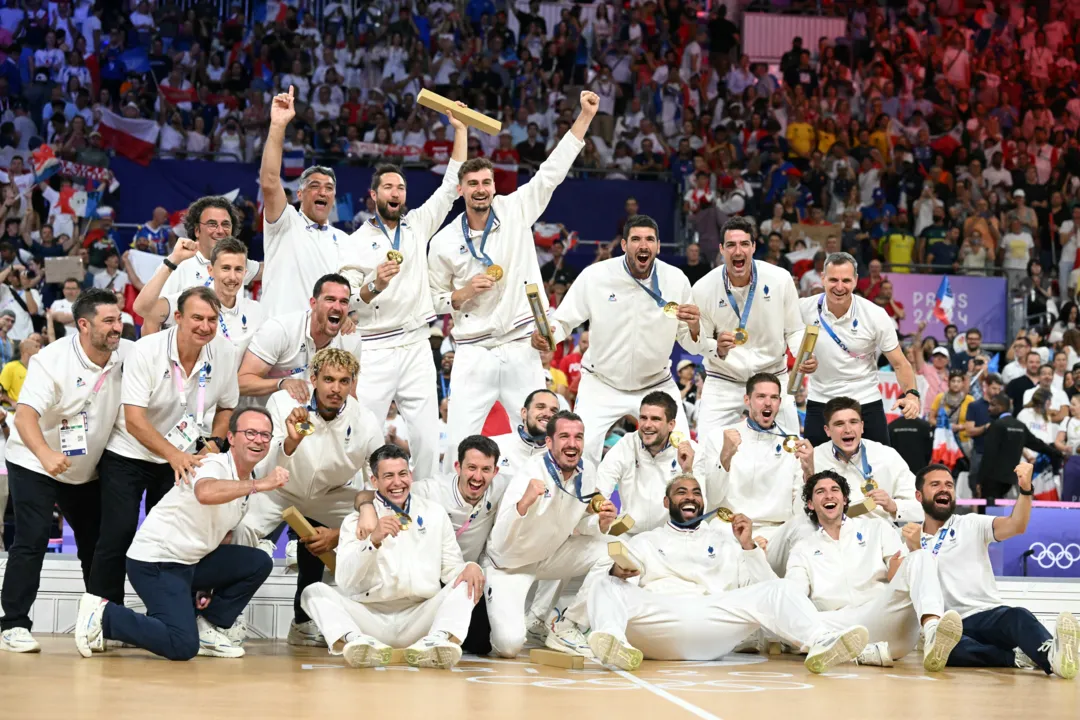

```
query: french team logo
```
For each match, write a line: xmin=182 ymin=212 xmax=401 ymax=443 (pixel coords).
xmin=707 ymin=545 xmax=716 ymax=558
xmin=856 ymin=531 xmax=866 ymax=546
xmin=345 ymin=426 xmax=352 ymax=445
xmin=763 ymin=285 xmax=771 ymax=300
xmin=371 ymin=241 xmax=379 ymax=250
xmin=417 ymin=516 xmax=426 ymax=535
xmin=75 ymin=377 xmax=86 ymax=388
xmin=608 ymin=293 xmax=617 ymax=302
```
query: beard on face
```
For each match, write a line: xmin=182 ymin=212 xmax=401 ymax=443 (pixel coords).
xmin=921 ymin=492 xmax=955 ymax=521
xmin=666 ymin=496 xmax=703 ymax=526
xmin=377 ymin=198 xmax=403 ymax=221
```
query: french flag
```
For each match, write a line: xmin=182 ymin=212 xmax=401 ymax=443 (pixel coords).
xmin=98 ymin=109 xmax=160 ymax=166
xmin=931 ymin=407 xmax=964 ymax=471
xmin=282 ymin=149 xmax=305 ymax=179
xmin=32 ymin=144 xmax=60 ymax=182
xmin=932 ymin=276 xmax=954 ymax=325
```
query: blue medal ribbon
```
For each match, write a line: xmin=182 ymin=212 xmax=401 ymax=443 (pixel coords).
xmin=832 ymin=444 xmax=873 ymax=482
xmin=722 ymin=261 xmax=758 ymax=329
xmin=816 ymin=296 xmax=868 ymax=359
xmin=461 ymin=210 xmax=498 ymax=267
xmin=543 ymin=451 xmax=596 ymax=503
xmin=920 ymin=525 xmax=950 ymax=556
xmin=372 ymin=214 xmax=402 ymax=251
xmin=747 ymin=417 xmax=792 ymax=441
xmin=376 ymin=492 xmax=412 ymax=526
xmin=439 ymin=374 xmax=450 ymax=400
xmin=622 ymin=256 xmax=667 ymax=309
xmin=670 ymin=505 xmax=728 ymax=528
xmin=517 ymin=424 xmax=545 ymax=448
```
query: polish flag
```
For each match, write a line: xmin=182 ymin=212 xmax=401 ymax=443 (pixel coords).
xmin=98 ymin=109 xmax=160 ymax=166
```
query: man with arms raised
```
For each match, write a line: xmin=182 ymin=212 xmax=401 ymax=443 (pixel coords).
xmin=339 ymin=105 xmax=469 ymax=480
xmin=91 ymin=287 xmax=239 ymax=606
xmin=238 ymin=274 xmax=360 ymax=404
xmin=540 ymin=215 xmax=698 ymax=465
xmin=135 ymin=237 xmax=264 ymax=357
xmin=787 ymin=470 xmax=963 ymax=670
xmin=160 ymin=197 xmax=260 ymax=296
xmin=0 ymin=290 xmax=128 ymax=653
xmin=428 ymin=91 xmax=598 ymax=454
xmin=490 ymin=389 xmax=558 ymax=480
xmin=696 ymin=372 xmax=815 ymax=574
xmin=800 ymin=252 xmax=921 ymax=446
xmin=577 ymin=474 xmax=869 ymax=673
xmin=259 ymin=86 xmax=344 ymax=316
xmin=813 ymin=397 xmax=923 ymax=526
xmin=232 ymin=348 xmax=383 ymax=647
xmin=692 ymin=216 xmax=811 ymax=437
xmin=300 ymin=445 xmax=484 ymax=669
xmin=74 ymin=408 xmax=286 ymax=660
xmin=917 ymin=463 xmax=1077 ymax=678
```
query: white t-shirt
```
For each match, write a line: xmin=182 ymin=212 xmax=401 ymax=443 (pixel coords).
xmin=245 ymin=309 xmax=363 ymax=381
xmin=1001 ymin=232 xmax=1034 ymax=270
xmin=1021 ymin=385 xmax=1070 ymax=414
xmin=0 ymin=285 xmax=42 ymax=342
xmin=92 ymin=269 xmax=129 ymax=294
xmin=159 ymin=251 xmax=260 ymax=297
xmin=162 ymin=292 xmax=264 ymax=359
xmin=106 ymin=327 xmax=239 ymax=463
xmin=49 ymin=298 xmax=77 ymax=336
xmin=261 ymin=204 xmax=346 ymax=317
xmin=127 ymin=452 xmax=252 ymax=565
xmin=1060 ymin=416 xmax=1080 ymax=452
xmin=411 ymin=473 xmax=510 ymax=564
xmin=921 ymin=513 xmax=1002 ymax=619
xmin=1017 ymin=407 xmax=1059 ymax=446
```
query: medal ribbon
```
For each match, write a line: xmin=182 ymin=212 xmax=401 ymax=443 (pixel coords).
xmin=543 ymin=451 xmax=597 ymax=504
xmin=372 ymin=213 xmax=402 ymax=251
xmin=816 ymin=296 xmax=870 ymax=359
xmin=461 ymin=210 xmax=498 ymax=267
xmin=832 ymin=444 xmax=873 ymax=482
xmin=439 ymin=374 xmax=450 ymax=400
xmin=721 ymin=260 xmax=758 ymax=330
xmin=622 ymin=256 xmax=667 ymax=309
xmin=376 ymin=492 xmax=412 ymax=527
xmin=172 ymin=361 xmax=208 ymax=430
xmin=920 ymin=525 xmax=950 ymax=556
xmin=747 ymin=417 xmax=792 ymax=441
xmin=670 ymin=505 xmax=729 ymax=528
xmin=517 ymin=424 xmax=545 ymax=448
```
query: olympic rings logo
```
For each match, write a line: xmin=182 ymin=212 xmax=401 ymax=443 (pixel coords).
xmin=1028 ymin=542 xmax=1080 ymax=570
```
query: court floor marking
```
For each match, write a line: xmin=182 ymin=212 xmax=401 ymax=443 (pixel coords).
xmin=588 ymin=658 xmax=724 ymax=720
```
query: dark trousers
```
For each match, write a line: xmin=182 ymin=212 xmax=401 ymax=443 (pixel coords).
xmin=0 ymin=462 xmax=101 ymax=631
xmin=462 ymin=595 xmax=492 ymax=656
xmin=89 ymin=451 xmax=175 ymax=605
xmin=293 ymin=518 xmax=326 ymax=625
xmin=947 ymin=605 xmax=1053 ymax=674
xmin=102 ymin=545 xmax=272 ymax=661
xmin=804 ymin=399 xmax=891 ymax=447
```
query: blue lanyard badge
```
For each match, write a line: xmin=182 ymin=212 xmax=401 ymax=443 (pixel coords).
xmin=372 ymin=214 xmax=402 ymax=251
xmin=461 ymin=210 xmax=498 ymax=267
xmin=722 ymin=261 xmax=758 ymax=329
xmin=816 ymin=296 xmax=869 ymax=359
xmin=622 ymin=256 xmax=667 ymax=309
xmin=376 ymin=492 xmax=412 ymax=527
xmin=543 ymin=451 xmax=596 ymax=504
xmin=921 ymin=526 xmax=950 ymax=556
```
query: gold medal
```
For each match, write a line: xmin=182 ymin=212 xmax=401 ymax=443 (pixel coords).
xmin=295 ymin=421 xmax=314 ymax=436
xmin=662 ymin=302 xmax=679 ymax=318
xmin=387 ymin=250 xmax=404 ymax=264
xmin=669 ymin=431 xmax=686 ymax=447
xmin=783 ymin=435 xmax=799 ymax=453
xmin=588 ymin=494 xmax=606 ymax=514
xmin=733 ymin=327 xmax=749 ymax=345
xmin=714 ymin=507 xmax=735 ymax=523
xmin=485 ymin=264 xmax=504 ymax=281
xmin=397 ymin=513 xmax=410 ymax=530
xmin=862 ymin=478 xmax=878 ymax=495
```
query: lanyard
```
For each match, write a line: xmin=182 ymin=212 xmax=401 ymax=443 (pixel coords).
xmin=455 ymin=499 xmax=484 ymax=538
xmin=721 ymin=261 xmax=757 ymax=329
xmin=816 ymin=295 xmax=869 ymax=359
xmin=622 ymin=256 xmax=666 ymax=309
xmin=670 ymin=505 xmax=729 ymax=528
xmin=543 ymin=451 xmax=595 ymax=503
xmin=746 ymin=417 xmax=791 ymax=440
xmin=920 ymin=525 xmax=950 ymax=556
xmin=218 ymin=312 xmax=231 ymax=339
xmin=517 ymin=424 xmax=545 ymax=448
xmin=833 ymin=444 xmax=872 ymax=481
xmin=307 ymin=389 xmax=345 ymax=419
xmin=461 ymin=210 xmax=498 ymax=267
xmin=372 ymin=214 xmax=402 ymax=251
xmin=173 ymin=361 xmax=208 ymax=423
xmin=376 ymin=492 xmax=412 ymax=527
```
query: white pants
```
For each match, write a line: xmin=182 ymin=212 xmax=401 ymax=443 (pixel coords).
xmin=587 ymin=576 xmax=827 ymax=661
xmin=485 ymin=534 xmax=607 ymax=657
xmin=757 ymin=514 xmax=816 ymax=577
xmin=447 ymin=339 xmax=545 ymax=454
xmin=576 ymin=372 xmax=689 ymax=467
xmin=301 ymin=582 xmax=473 ymax=651
xmin=230 ymin=485 xmax=358 ymax=547
xmin=698 ymin=375 xmax=799 ymax=440
xmin=817 ymin=549 xmax=944 ymax=659
xmin=356 ymin=339 xmax=440 ymax=479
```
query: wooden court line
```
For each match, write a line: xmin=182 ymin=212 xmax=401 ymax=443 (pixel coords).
xmin=588 ymin=658 xmax=723 ymax=720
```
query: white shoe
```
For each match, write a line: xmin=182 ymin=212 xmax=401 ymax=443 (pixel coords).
xmin=1050 ymin=611 xmax=1079 ymax=680
xmin=589 ymin=632 xmax=643 ymax=672
xmin=342 ymin=633 xmax=392 ymax=668
xmin=855 ymin=641 xmax=893 ymax=667
xmin=196 ymin=616 xmax=244 ymax=658
xmin=405 ymin=631 xmax=462 ymax=669
xmin=805 ymin=625 xmax=869 ymax=674
xmin=285 ymin=539 xmax=299 ymax=570
xmin=525 ymin=618 xmax=548 ymax=647
xmin=1015 ymin=648 xmax=1038 ymax=670
xmin=544 ymin=612 xmax=593 ymax=658
xmin=923 ymin=610 xmax=963 ymax=673
xmin=75 ymin=593 xmax=107 ymax=658
xmin=0 ymin=628 xmax=40 ymax=653
xmin=222 ymin=616 xmax=247 ymax=647
xmin=105 ymin=639 xmax=136 ymax=649
xmin=257 ymin=539 xmax=276 ymax=558
xmin=287 ymin=620 xmax=327 ymax=647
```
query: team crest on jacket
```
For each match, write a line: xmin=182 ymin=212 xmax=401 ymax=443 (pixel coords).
xmin=345 ymin=426 xmax=352 ymax=445
xmin=608 ymin=293 xmax=617 ymax=302
xmin=763 ymin=285 xmax=771 ymax=300
xmin=417 ymin=516 xmax=426 ymax=534
xmin=371 ymin=241 xmax=379 ymax=250
xmin=856 ymin=531 xmax=865 ymax=546
xmin=76 ymin=377 xmax=86 ymax=388
xmin=458 ymin=244 xmax=468 ymax=254
xmin=707 ymin=545 xmax=716 ymax=558
xmin=717 ymin=298 xmax=727 ymax=307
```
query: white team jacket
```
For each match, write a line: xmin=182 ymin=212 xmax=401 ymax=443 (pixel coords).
xmin=412 ymin=473 xmax=510 ymax=564
xmin=595 ymin=432 xmax=698 ymax=534
xmin=812 ymin=439 xmax=924 ymax=525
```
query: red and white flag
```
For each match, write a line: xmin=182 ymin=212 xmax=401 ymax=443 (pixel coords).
xmin=98 ymin=109 xmax=161 ymax=166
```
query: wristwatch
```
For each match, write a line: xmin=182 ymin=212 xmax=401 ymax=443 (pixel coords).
xmin=163 ymin=258 xmax=178 ymax=271
xmin=203 ymin=436 xmax=229 ymax=453
xmin=1017 ymin=484 xmax=1034 ymax=496
xmin=903 ymin=389 xmax=921 ymax=400
xmin=367 ymin=281 xmax=381 ymax=297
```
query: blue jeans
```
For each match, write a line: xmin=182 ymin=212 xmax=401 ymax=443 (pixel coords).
xmin=102 ymin=545 xmax=272 ymax=660
xmin=947 ymin=605 xmax=1053 ymax=674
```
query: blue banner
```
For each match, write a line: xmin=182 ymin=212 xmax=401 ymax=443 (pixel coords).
xmin=987 ymin=507 xmax=1080 ymax=579
xmin=889 ymin=273 xmax=1008 ymax=344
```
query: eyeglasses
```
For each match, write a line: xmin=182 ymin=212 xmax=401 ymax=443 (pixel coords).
xmin=238 ymin=429 xmax=272 ymax=442
xmin=200 ymin=220 xmax=233 ymax=231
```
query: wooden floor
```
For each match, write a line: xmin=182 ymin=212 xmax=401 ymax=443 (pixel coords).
xmin=4 ymin=637 xmax=1077 ymax=719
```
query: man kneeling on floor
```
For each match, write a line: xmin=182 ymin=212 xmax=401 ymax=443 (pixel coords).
xmin=300 ymin=444 xmax=484 ymax=669
xmin=74 ymin=408 xmax=285 ymax=660
xmin=582 ymin=474 xmax=870 ymax=673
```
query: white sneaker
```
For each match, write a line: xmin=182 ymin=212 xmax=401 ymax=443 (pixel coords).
xmin=342 ymin=633 xmax=392 ymax=668
xmin=1014 ymin=648 xmax=1038 ymax=670
xmin=196 ymin=616 xmax=244 ymax=658
xmin=285 ymin=539 xmax=299 ymax=570
xmin=75 ymin=593 xmax=107 ymax=658
xmin=0 ymin=627 xmax=40 ymax=653
xmin=257 ymin=539 xmax=276 ymax=558
xmin=855 ymin=641 xmax=893 ymax=667
xmin=287 ymin=620 xmax=327 ymax=647
xmin=222 ymin=616 xmax=247 ymax=647
xmin=544 ymin=612 xmax=593 ymax=658
xmin=805 ymin=625 xmax=869 ymax=674
xmin=589 ymin=632 xmax=643 ymax=672
xmin=923 ymin=610 xmax=963 ymax=673
xmin=525 ymin=618 xmax=548 ymax=647
xmin=1050 ymin=611 xmax=1079 ymax=680
xmin=405 ymin=631 xmax=462 ymax=669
